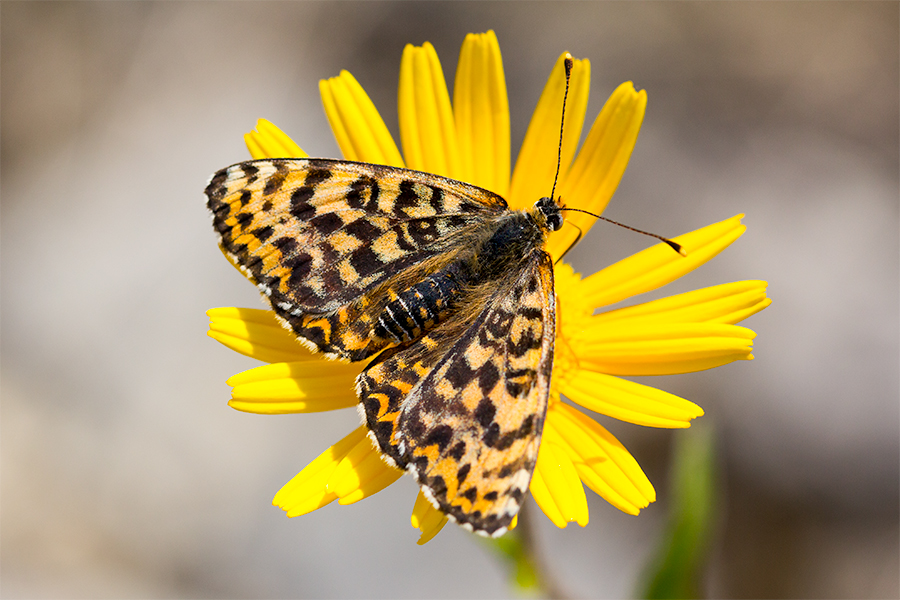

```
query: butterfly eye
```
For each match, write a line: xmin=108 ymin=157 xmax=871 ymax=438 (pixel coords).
xmin=534 ymin=198 xmax=563 ymax=232
xmin=547 ymin=212 xmax=564 ymax=232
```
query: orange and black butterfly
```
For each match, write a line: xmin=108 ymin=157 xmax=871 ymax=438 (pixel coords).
xmin=205 ymin=157 xmax=562 ymax=537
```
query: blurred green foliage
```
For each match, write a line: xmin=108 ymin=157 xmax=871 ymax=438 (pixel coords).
xmin=639 ymin=423 xmax=718 ymax=599
xmin=487 ymin=528 xmax=541 ymax=592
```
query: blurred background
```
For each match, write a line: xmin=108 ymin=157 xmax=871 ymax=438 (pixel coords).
xmin=2 ymin=2 xmax=897 ymax=598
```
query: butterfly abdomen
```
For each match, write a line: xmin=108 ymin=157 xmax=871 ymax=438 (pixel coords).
xmin=373 ymin=265 xmax=466 ymax=344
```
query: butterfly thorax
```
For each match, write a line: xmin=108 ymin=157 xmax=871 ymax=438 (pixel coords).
xmin=373 ymin=208 xmax=553 ymax=346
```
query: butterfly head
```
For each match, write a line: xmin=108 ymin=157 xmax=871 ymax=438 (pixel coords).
xmin=533 ymin=196 xmax=564 ymax=232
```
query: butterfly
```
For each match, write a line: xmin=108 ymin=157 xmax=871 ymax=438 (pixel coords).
xmin=205 ymin=158 xmax=564 ymax=537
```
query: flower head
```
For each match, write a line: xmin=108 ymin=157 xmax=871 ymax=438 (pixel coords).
xmin=209 ymin=31 xmax=769 ymax=544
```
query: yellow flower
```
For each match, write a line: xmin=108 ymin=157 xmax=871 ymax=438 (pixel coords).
xmin=210 ymin=31 xmax=770 ymax=545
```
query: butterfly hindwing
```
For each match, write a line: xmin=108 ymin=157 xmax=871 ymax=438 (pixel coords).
xmin=205 ymin=158 xmax=507 ymax=360
xmin=357 ymin=249 xmax=555 ymax=537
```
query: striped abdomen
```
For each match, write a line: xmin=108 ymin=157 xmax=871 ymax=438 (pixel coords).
xmin=374 ymin=268 xmax=464 ymax=344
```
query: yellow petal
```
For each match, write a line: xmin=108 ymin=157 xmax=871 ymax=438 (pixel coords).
xmin=327 ymin=434 xmax=402 ymax=504
xmin=225 ymin=360 xmax=359 ymax=414
xmin=273 ymin=426 xmax=365 ymax=517
xmin=550 ymin=403 xmax=656 ymax=512
xmin=538 ymin=435 xmax=590 ymax=527
xmin=207 ymin=307 xmax=314 ymax=364
xmin=244 ymin=118 xmax=309 ymax=159
xmin=508 ymin=52 xmax=590 ymax=210
xmin=397 ymin=42 xmax=462 ymax=180
xmin=453 ymin=30 xmax=510 ymax=196
xmin=529 ymin=462 xmax=567 ymax=528
xmin=593 ymin=280 xmax=771 ymax=326
xmin=320 ymin=71 xmax=405 ymax=166
xmin=578 ymin=214 xmax=747 ymax=309
xmin=547 ymin=81 xmax=646 ymax=259
xmin=411 ymin=489 xmax=448 ymax=545
xmin=560 ymin=371 xmax=703 ymax=428
xmin=574 ymin=322 xmax=756 ymax=375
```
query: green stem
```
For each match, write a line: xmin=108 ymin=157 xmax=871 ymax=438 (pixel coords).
xmin=483 ymin=500 xmax=570 ymax=598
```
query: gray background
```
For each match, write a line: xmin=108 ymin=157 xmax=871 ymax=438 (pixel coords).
xmin=2 ymin=2 xmax=897 ymax=598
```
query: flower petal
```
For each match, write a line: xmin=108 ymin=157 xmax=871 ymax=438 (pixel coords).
xmin=244 ymin=118 xmax=309 ymax=159
xmin=411 ymin=489 xmax=448 ymax=545
xmin=529 ymin=461 xmax=567 ymax=528
xmin=548 ymin=81 xmax=646 ymax=259
xmin=550 ymin=403 xmax=656 ymax=513
xmin=560 ymin=371 xmax=703 ymax=428
xmin=593 ymin=280 xmax=771 ymax=326
xmin=574 ymin=322 xmax=756 ymax=375
xmin=532 ymin=437 xmax=588 ymax=527
xmin=207 ymin=307 xmax=313 ymax=364
xmin=320 ymin=70 xmax=405 ymax=166
xmin=398 ymin=42 xmax=462 ymax=179
xmin=273 ymin=426 xmax=365 ymax=517
xmin=327 ymin=433 xmax=403 ymax=504
xmin=453 ymin=30 xmax=510 ymax=196
xmin=578 ymin=214 xmax=747 ymax=309
xmin=508 ymin=53 xmax=590 ymax=210
xmin=226 ymin=361 xmax=359 ymax=414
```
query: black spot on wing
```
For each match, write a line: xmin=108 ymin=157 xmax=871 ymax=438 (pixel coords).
xmin=349 ymin=246 xmax=383 ymax=277
xmin=449 ymin=441 xmax=466 ymax=461
xmin=344 ymin=217 xmax=381 ymax=241
xmin=272 ymin=236 xmax=298 ymax=255
xmin=236 ymin=212 xmax=254 ymax=229
xmin=474 ymin=398 xmax=496 ymax=429
xmin=407 ymin=217 xmax=441 ymax=246
xmin=457 ymin=463 xmax=471 ymax=484
xmin=205 ymin=170 xmax=228 ymax=201
xmin=444 ymin=359 xmax=475 ymax=391
xmin=263 ymin=164 xmax=288 ymax=195
xmin=424 ymin=424 xmax=453 ymax=451
xmin=346 ymin=175 xmax=379 ymax=210
xmin=253 ymin=225 xmax=274 ymax=242
xmin=394 ymin=180 xmax=422 ymax=216
xmin=301 ymin=168 xmax=328 ymax=186
xmin=290 ymin=187 xmax=315 ymax=220
xmin=476 ymin=361 xmax=501 ymax=393
xmin=243 ymin=164 xmax=259 ymax=184
xmin=520 ymin=307 xmax=543 ymax=321
xmin=427 ymin=186 xmax=444 ymax=213
xmin=309 ymin=212 xmax=344 ymax=235
xmin=284 ymin=252 xmax=313 ymax=288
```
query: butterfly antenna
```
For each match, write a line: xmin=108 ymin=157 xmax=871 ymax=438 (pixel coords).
xmin=560 ymin=207 xmax=687 ymax=256
xmin=549 ymin=56 xmax=574 ymax=204
xmin=550 ymin=57 xmax=683 ymax=258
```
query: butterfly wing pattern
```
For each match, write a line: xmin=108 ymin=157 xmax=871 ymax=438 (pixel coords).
xmin=358 ymin=253 xmax=554 ymax=535
xmin=206 ymin=158 xmax=558 ymax=537
xmin=206 ymin=158 xmax=508 ymax=361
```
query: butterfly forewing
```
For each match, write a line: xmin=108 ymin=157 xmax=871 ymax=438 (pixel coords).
xmin=206 ymin=158 xmax=507 ymax=360
xmin=357 ymin=250 xmax=555 ymax=537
